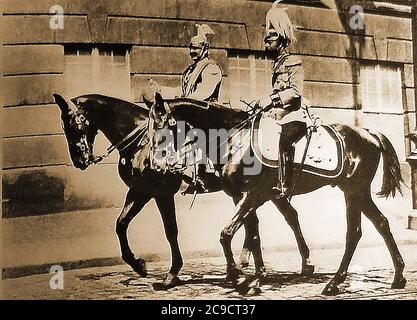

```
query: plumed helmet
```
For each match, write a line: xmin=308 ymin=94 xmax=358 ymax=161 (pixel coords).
xmin=264 ymin=0 xmax=297 ymax=45
xmin=190 ymin=24 xmax=215 ymax=48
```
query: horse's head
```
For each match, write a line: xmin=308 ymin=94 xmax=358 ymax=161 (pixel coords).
xmin=144 ymin=92 xmax=178 ymax=173
xmin=53 ymin=94 xmax=98 ymax=170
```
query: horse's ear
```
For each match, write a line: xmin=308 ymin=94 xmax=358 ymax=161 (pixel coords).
xmin=53 ymin=93 xmax=69 ymax=113
xmin=155 ymin=92 xmax=164 ymax=106
xmin=154 ymin=92 xmax=166 ymax=113
xmin=53 ymin=93 xmax=78 ymax=114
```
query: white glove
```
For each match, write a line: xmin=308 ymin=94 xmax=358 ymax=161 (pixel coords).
xmin=258 ymin=96 xmax=273 ymax=109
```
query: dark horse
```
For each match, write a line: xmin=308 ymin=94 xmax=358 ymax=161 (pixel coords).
xmin=148 ymin=92 xmax=407 ymax=295
xmin=53 ymin=93 xmax=314 ymax=289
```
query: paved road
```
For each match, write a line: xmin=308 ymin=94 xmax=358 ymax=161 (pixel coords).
xmin=3 ymin=243 xmax=417 ymax=300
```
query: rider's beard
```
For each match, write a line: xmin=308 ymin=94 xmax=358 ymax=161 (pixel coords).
xmin=266 ymin=48 xmax=279 ymax=60
xmin=266 ymin=45 xmax=285 ymax=60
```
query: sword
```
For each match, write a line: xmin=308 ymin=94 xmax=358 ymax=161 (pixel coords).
xmin=189 ymin=190 xmax=198 ymax=211
xmin=189 ymin=153 xmax=199 ymax=211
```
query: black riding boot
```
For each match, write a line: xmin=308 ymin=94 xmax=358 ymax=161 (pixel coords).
xmin=283 ymin=147 xmax=295 ymax=195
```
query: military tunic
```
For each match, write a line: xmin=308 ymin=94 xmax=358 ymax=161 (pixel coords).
xmin=181 ymin=57 xmax=222 ymax=102
xmin=265 ymin=52 xmax=304 ymax=123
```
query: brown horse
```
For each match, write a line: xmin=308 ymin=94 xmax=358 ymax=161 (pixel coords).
xmin=148 ymin=92 xmax=406 ymax=295
xmin=53 ymin=93 xmax=313 ymax=289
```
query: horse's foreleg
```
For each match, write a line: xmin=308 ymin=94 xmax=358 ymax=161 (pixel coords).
xmin=272 ymin=198 xmax=314 ymax=275
xmin=155 ymin=194 xmax=183 ymax=288
xmin=361 ymin=194 xmax=406 ymax=290
xmin=116 ymin=190 xmax=152 ymax=276
xmin=322 ymin=192 xmax=362 ymax=295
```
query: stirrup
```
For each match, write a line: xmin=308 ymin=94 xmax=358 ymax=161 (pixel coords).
xmin=273 ymin=185 xmax=289 ymax=199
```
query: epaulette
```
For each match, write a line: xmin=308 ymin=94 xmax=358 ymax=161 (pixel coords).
xmin=283 ymin=55 xmax=302 ymax=67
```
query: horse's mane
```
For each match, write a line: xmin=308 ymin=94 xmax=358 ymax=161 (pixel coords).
xmin=166 ymin=98 xmax=249 ymax=130
xmin=72 ymin=94 xmax=150 ymax=119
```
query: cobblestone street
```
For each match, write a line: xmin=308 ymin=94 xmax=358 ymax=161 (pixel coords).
xmin=3 ymin=244 xmax=417 ymax=300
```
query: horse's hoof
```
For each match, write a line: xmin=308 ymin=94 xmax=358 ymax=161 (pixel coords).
xmin=391 ymin=277 xmax=406 ymax=289
xmin=255 ymin=268 xmax=267 ymax=279
xmin=226 ymin=267 xmax=243 ymax=282
xmin=235 ymin=276 xmax=250 ymax=295
xmin=163 ymin=274 xmax=182 ymax=288
xmin=131 ymin=258 xmax=147 ymax=277
xmin=246 ymin=287 xmax=261 ymax=296
xmin=322 ymin=282 xmax=340 ymax=296
xmin=153 ymin=274 xmax=182 ymax=291
xmin=301 ymin=264 xmax=315 ymax=276
xmin=249 ymin=277 xmax=261 ymax=288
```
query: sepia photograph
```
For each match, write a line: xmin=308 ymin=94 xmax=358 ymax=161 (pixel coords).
xmin=1 ymin=0 xmax=417 ymax=306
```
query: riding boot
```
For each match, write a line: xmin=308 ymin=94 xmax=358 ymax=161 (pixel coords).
xmin=276 ymin=147 xmax=294 ymax=198
xmin=283 ymin=147 xmax=295 ymax=196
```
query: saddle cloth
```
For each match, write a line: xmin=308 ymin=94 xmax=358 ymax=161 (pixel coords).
xmin=251 ymin=114 xmax=344 ymax=178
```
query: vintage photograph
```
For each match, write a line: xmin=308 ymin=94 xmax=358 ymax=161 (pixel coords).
xmin=1 ymin=0 xmax=417 ymax=302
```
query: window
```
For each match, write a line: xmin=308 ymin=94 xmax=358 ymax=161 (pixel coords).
xmin=228 ymin=52 xmax=273 ymax=108
xmin=360 ymin=64 xmax=403 ymax=113
xmin=64 ymin=45 xmax=132 ymax=100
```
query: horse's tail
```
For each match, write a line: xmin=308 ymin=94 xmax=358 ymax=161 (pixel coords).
xmin=372 ymin=131 xmax=404 ymax=198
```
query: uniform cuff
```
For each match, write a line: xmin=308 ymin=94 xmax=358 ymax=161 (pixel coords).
xmin=270 ymin=92 xmax=283 ymax=108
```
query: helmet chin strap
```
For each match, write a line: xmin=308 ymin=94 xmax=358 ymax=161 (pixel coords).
xmin=193 ymin=45 xmax=209 ymax=62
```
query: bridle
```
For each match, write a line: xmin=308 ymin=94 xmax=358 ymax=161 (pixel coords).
xmin=65 ymin=109 xmax=147 ymax=168
xmin=64 ymin=110 xmax=94 ymax=165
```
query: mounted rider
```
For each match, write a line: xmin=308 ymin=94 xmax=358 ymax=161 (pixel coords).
xmin=181 ymin=24 xmax=223 ymax=193
xmin=182 ymin=24 xmax=223 ymax=102
xmin=256 ymin=1 xmax=306 ymax=198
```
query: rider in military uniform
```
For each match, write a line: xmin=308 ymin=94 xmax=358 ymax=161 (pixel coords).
xmin=181 ymin=24 xmax=222 ymax=102
xmin=181 ymin=24 xmax=223 ymax=193
xmin=257 ymin=2 xmax=306 ymax=198
xmin=145 ymin=24 xmax=222 ymax=102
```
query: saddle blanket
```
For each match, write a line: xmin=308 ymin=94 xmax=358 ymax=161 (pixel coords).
xmin=251 ymin=115 xmax=344 ymax=178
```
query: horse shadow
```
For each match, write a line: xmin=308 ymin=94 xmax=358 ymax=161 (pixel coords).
xmin=153 ymin=269 xmax=335 ymax=296
xmin=78 ymin=267 xmax=335 ymax=297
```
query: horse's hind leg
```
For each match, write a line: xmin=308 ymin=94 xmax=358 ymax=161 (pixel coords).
xmin=240 ymin=215 xmax=253 ymax=268
xmin=232 ymin=194 xmax=265 ymax=276
xmin=155 ymin=194 xmax=184 ymax=288
xmin=243 ymin=211 xmax=267 ymax=277
xmin=322 ymin=191 xmax=362 ymax=295
xmin=272 ymin=198 xmax=314 ymax=275
xmin=220 ymin=193 xmax=261 ymax=282
xmin=361 ymin=193 xmax=406 ymax=289
xmin=116 ymin=190 xmax=152 ymax=276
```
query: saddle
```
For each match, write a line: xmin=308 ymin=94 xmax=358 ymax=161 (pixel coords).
xmin=251 ymin=112 xmax=344 ymax=179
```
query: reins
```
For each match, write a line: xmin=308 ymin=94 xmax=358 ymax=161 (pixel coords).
xmin=91 ymin=124 xmax=148 ymax=164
